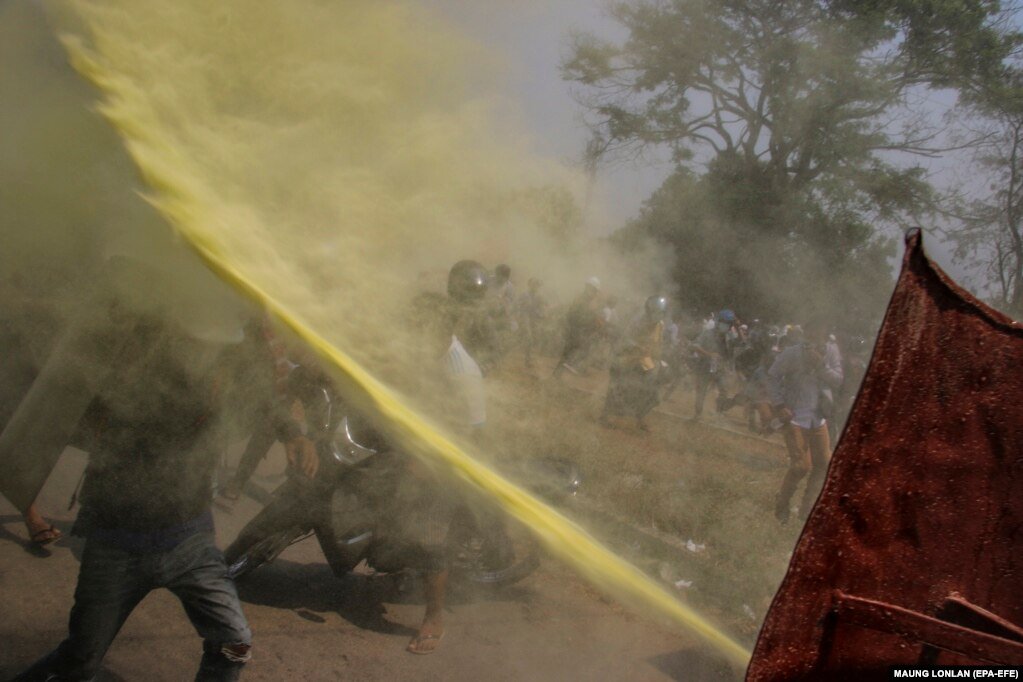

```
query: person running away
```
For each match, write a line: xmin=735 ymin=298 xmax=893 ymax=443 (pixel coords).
xmin=690 ymin=309 xmax=735 ymax=420
xmin=600 ymin=295 xmax=668 ymax=431
xmin=14 ymin=309 xmax=319 ymax=681
xmin=767 ymin=318 xmax=843 ymax=524
xmin=552 ymin=276 xmax=603 ymax=378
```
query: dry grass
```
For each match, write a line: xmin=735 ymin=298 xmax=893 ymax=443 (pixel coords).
xmin=481 ymin=366 xmax=803 ymax=642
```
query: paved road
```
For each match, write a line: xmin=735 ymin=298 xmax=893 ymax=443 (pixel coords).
xmin=0 ymin=448 xmax=741 ymax=681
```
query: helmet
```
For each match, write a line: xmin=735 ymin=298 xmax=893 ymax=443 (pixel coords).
xmin=717 ymin=309 xmax=736 ymax=324
xmin=447 ymin=260 xmax=489 ymax=304
xmin=645 ymin=295 xmax=669 ymax=319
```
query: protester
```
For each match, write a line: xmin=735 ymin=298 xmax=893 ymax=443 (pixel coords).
xmin=582 ymin=294 xmax=621 ymax=372
xmin=13 ymin=310 xmax=290 ymax=681
xmin=552 ymin=276 xmax=603 ymax=378
xmin=721 ymin=344 xmax=777 ymax=433
xmin=487 ymin=264 xmax=517 ymax=362
xmin=601 ymin=294 xmax=621 ymax=346
xmin=517 ymin=277 xmax=546 ymax=370
xmin=600 ymin=295 xmax=667 ymax=431
xmin=218 ymin=316 xmax=296 ymax=502
xmin=388 ymin=259 xmax=492 ymax=655
xmin=689 ymin=309 xmax=734 ymax=420
xmin=767 ymin=318 xmax=843 ymax=524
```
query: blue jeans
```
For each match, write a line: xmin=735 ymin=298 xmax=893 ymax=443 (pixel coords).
xmin=17 ymin=532 xmax=251 ymax=681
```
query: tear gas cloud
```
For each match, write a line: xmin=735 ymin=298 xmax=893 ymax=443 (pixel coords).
xmin=0 ymin=0 xmax=877 ymax=675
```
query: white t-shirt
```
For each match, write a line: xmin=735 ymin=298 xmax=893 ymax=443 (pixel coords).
xmin=444 ymin=335 xmax=486 ymax=428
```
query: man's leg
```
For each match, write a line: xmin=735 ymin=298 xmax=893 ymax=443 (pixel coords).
xmin=16 ymin=541 xmax=150 ymax=681
xmin=754 ymin=402 xmax=773 ymax=433
xmin=407 ymin=569 xmax=448 ymax=655
xmin=713 ymin=372 xmax=729 ymax=413
xmin=798 ymin=424 xmax=832 ymax=520
xmin=692 ymin=372 xmax=710 ymax=418
xmin=552 ymin=336 xmax=574 ymax=377
xmin=161 ymin=533 xmax=251 ymax=682
xmin=775 ymin=424 xmax=811 ymax=524
xmin=522 ymin=321 xmax=536 ymax=369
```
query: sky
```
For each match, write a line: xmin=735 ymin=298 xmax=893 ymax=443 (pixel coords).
xmin=428 ymin=1 xmax=974 ymax=284
xmin=428 ymin=1 xmax=674 ymax=233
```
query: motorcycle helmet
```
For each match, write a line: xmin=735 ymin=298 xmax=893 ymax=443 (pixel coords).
xmin=645 ymin=295 xmax=669 ymax=319
xmin=337 ymin=411 xmax=388 ymax=464
xmin=447 ymin=260 xmax=489 ymax=304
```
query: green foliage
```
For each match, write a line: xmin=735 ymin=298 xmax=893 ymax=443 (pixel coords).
xmin=512 ymin=184 xmax=584 ymax=246
xmin=565 ymin=0 xmax=1018 ymax=322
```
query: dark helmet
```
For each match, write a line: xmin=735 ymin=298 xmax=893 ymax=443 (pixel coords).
xmin=448 ymin=260 xmax=489 ymax=304
xmin=645 ymin=295 xmax=669 ymax=319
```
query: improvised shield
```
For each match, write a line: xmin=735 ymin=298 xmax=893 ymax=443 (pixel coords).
xmin=0 ymin=298 xmax=130 ymax=513
xmin=747 ymin=230 xmax=1023 ymax=679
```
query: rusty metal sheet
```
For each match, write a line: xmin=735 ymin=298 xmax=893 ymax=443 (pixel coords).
xmin=747 ymin=229 xmax=1023 ymax=680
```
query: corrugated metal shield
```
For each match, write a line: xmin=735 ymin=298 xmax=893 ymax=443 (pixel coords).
xmin=748 ymin=230 xmax=1023 ymax=679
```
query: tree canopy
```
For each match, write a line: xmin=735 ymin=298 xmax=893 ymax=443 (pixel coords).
xmin=565 ymin=0 xmax=1020 ymax=324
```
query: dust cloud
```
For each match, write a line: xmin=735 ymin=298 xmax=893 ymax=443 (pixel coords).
xmin=0 ymin=0 xmax=823 ymax=673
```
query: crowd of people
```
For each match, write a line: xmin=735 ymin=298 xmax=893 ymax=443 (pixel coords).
xmin=474 ymin=266 xmax=868 ymax=529
xmin=1 ymin=259 xmax=871 ymax=678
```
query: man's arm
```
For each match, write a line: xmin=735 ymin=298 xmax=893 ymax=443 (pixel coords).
xmin=691 ymin=330 xmax=718 ymax=358
xmin=767 ymin=347 xmax=795 ymax=411
xmin=819 ymin=343 xmax=844 ymax=389
xmin=272 ymin=366 xmax=321 ymax=479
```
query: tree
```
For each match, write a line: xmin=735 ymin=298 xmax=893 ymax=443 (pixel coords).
xmin=565 ymin=0 xmax=1019 ymax=319
xmin=947 ymin=71 xmax=1023 ymax=318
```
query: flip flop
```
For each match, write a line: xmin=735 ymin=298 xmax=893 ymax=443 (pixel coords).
xmin=30 ymin=525 xmax=62 ymax=546
xmin=406 ymin=631 xmax=444 ymax=655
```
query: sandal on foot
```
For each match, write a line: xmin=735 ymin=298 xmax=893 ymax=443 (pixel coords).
xmin=406 ymin=631 xmax=444 ymax=655
xmin=30 ymin=525 xmax=62 ymax=546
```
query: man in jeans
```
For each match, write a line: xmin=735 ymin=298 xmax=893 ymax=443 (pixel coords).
xmin=767 ymin=319 xmax=844 ymax=524
xmin=15 ymin=312 xmax=314 ymax=681
xmin=690 ymin=309 xmax=734 ymax=420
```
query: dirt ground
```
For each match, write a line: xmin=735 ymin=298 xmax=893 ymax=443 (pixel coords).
xmin=0 ymin=351 xmax=807 ymax=681
xmin=0 ymin=445 xmax=744 ymax=682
